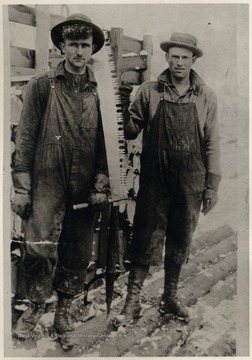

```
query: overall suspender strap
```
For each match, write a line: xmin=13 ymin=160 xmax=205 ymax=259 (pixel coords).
xmin=158 ymin=82 xmax=165 ymax=100
xmin=47 ymin=70 xmax=56 ymax=89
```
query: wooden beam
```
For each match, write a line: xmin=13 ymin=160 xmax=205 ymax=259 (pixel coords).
xmin=8 ymin=5 xmax=36 ymax=27
xmin=11 ymin=66 xmax=35 ymax=77
xmin=10 ymin=46 xmax=35 ymax=68
xmin=35 ymin=5 xmax=50 ymax=74
xmin=11 ymin=75 xmax=33 ymax=83
xmin=121 ymin=55 xmax=147 ymax=73
xmin=3 ymin=4 xmax=13 ymax=350
xmin=110 ymin=28 xmax=124 ymax=82
xmin=9 ymin=21 xmax=36 ymax=50
xmin=142 ymin=35 xmax=153 ymax=82
xmin=121 ymin=35 xmax=142 ymax=54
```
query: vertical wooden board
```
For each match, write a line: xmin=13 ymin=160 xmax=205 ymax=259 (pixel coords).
xmin=2 ymin=4 xmax=12 ymax=353
xmin=110 ymin=27 xmax=124 ymax=81
xmin=35 ymin=5 xmax=50 ymax=73
xmin=142 ymin=35 xmax=152 ymax=82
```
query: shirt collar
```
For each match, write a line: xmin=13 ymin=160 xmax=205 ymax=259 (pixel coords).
xmin=157 ymin=68 xmax=205 ymax=96
xmin=55 ymin=61 xmax=98 ymax=87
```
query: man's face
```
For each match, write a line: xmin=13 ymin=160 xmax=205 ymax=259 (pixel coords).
xmin=60 ymin=35 xmax=96 ymax=73
xmin=166 ymin=47 xmax=196 ymax=80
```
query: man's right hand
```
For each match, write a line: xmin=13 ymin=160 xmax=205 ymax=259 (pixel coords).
xmin=119 ymin=82 xmax=133 ymax=105
xmin=11 ymin=193 xmax=32 ymax=219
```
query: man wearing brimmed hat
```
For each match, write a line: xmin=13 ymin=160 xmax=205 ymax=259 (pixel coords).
xmin=117 ymin=32 xmax=221 ymax=325
xmin=11 ymin=14 xmax=110 ymax=342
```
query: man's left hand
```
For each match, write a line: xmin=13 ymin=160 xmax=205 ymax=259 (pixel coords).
xmin=89 ymin=193 xmax=108 ymax=212
xmin=201 ymin=188 xmax=218 ymax=215
xmin=93 ymin=173 xmax=110 ymax=194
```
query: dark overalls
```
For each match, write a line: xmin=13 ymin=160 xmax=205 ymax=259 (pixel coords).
xmin=129 ymin=86 xmax=206 ymax=266
xmin=22 ymin=71 xmax=103 ymax=301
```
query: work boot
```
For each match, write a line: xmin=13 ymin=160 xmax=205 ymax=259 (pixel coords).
xmin=115 ymin=265 xmax=149 ymax=326
xmin=12 ymin=301 xmax=46 ymax=339
xmin=54 ymin=292 xmax=75 ymax=334
xmin=159 ymin=256 xmax=189 ymax=320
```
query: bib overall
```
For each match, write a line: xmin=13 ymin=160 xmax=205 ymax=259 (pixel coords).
xmin=129 ymin=90 xmax=206 ymax=266
xmin=22 ymin=72 xmax=101 ymax=301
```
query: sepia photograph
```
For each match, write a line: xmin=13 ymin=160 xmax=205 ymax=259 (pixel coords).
xmin=1 ymin=1 xmax=249 ymax=357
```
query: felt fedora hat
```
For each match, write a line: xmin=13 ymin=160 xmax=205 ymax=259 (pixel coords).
xmin=51 ymin=13 xmax=105 ymax=54
xmin=160 ymin=32 xmax=203 ymax=58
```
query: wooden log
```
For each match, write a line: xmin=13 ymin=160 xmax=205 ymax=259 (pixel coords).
xmin=110 ymin=28 xmax=123 ymax=81
xmin=121 ymin=35 xmax=142 ymax=54
xmin=9 ymin=21 xmax=36 ymax=50
xmin=131 ymin=273 xmax=236 ymax=357
xmin=91 ymin=251 xmax=236 ymax=357
xmin=181 ymin=234 xmax=237 ymax=281
xmin=190 ymin=224 xmax=235 ymax=256
xmin=142 ymin=34 xmax=152 ymax=82
xmin=10 ymin=46 xmax=35 ymax=68
xmin=35 ymin=5 xmax=50 ymax=74
xmin=11 ymin=75 xmax=33 ymax=83
xmin=50 ymin=231 xmax=237 ymax=356
xmin=121 ymin=55 xmax=147 ymax=73
xmin=3 ymin=4 xmax=13 ymax=350
xmin=8 ymin=5 xmax=36 ymax=26
xmin=8 ymin=5 xmax=64 ymax=29
xmin=11 ymin=66 xmax=35 ymax=77
xmin=20 ymin=229 xmax=237 ymax=356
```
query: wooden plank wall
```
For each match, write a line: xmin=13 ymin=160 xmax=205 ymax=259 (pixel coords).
xmin=9 ymin=4 xmax=65 ymax=81
xmin=110 ymin=27 xmax=153 ymax=85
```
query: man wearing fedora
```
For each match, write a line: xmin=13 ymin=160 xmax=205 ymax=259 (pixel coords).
xmin=118 ymin=32 xmax=221 ymax=324
xmin=11 ymin=14 xmax=109 ymax=340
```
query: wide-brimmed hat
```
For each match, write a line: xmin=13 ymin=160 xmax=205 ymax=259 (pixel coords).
xmin=51 ymin=13 xmax=105 ymax=54
xmin=160 ymin=32 xmax=203 ymax=58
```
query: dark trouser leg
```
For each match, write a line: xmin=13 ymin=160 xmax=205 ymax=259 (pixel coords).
xmin=53 ymin=206 xmax=94 ymax=333
xmin=117 ymin=186 xmax=167 ymax=325
xmin=128 ymin=185 xmax=167 ymax=266
xmin=160 ymin=194 xmax=202 ymax=319
xmin=159 ymin=255 xmax=189 ymax=318
xmin=13 ymin=195 xmax=66 ymax=338
xmin=118 ymin=264 xmax=149 ymax=324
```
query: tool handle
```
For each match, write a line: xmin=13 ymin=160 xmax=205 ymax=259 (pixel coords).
xmin=73 ymin=203 xmax=89 ymax=210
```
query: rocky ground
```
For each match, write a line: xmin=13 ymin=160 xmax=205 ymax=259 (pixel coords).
xmin=9 ymin=223 xmax=238 ymax=357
